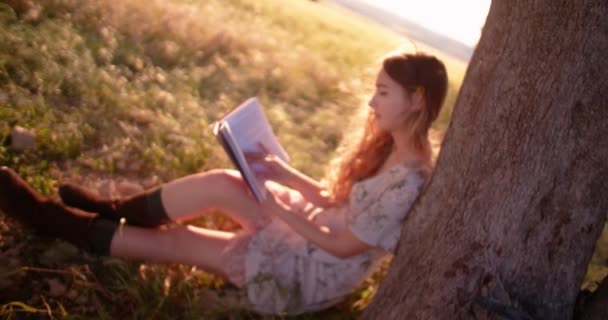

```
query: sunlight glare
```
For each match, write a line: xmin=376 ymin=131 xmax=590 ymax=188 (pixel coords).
xmin=359 ymin=0 xmax=491 ymax=47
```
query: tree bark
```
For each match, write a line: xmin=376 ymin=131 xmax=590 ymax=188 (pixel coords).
xmin=362 ymin=1 xmax=608 ymax=319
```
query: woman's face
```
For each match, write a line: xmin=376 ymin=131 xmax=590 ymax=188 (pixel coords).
xmin=368 ymin=68 xmax=418 ymax=132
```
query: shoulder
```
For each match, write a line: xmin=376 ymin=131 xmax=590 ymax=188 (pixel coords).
xmin=394 ymin=160 xmax=430 ymax=186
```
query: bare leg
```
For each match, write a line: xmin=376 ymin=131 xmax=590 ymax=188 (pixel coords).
xmin=109 ymin=224 xmax=238 ymax=280
xmin=160 ymin=169 xmax=267 ymax=232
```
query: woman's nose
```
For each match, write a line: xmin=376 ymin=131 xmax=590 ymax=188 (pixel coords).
xmin=368 ymin=96 xmax=376 ymax=109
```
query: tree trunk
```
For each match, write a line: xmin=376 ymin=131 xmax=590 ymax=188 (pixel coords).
xmin=362 ymin=1 xmax=608 ymax=319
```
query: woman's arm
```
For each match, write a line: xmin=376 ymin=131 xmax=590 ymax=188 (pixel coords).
xmin=262 ymin=194 xmax=372 ymax=258
xmin=280 ymin=166 xmax=333 ymax=207
xmin=246 ymin=150 xmax=333 ymax=207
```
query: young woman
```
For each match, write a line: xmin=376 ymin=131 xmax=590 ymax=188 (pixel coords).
xmin=0 ymin=51 xmax=447 ymax=315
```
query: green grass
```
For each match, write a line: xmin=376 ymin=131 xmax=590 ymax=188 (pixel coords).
xmin=2 ymin=0 xmax=604 ymax=318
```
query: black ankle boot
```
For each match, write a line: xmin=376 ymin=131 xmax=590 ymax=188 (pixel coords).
xmin=0 ymin=167 xmax=118 ymax=255
xmin=59 ymin=183 xmax=170 ymax=228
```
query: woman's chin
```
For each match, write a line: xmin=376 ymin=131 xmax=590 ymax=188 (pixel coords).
xmin=375 ymin=120 xmax=388 ymax=130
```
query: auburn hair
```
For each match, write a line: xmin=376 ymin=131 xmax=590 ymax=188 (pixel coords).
xmin=328 ymin=52 xmax=448 ymax=203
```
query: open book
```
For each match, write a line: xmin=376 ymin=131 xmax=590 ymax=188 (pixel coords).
xmin=213 ymin=97 xmax=289 ymax=203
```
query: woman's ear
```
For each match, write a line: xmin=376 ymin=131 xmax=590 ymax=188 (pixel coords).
xmin=411 ymin=90 xmax=425 ymax=111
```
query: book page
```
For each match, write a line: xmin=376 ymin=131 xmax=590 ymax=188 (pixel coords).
xmin=213 ymin=97 xmax=290 ymax=203
xmin=217 ymin=122 xmax=267 ymax=202
xmin=221 ymin=97 xmax=289 ymax=162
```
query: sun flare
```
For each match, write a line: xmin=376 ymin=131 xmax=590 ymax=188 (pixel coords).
xmin=359 ymin=0 xmax=491 ymax=47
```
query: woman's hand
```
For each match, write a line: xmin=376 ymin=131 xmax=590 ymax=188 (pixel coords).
xmin=244 ymin=144 xmax=294 ymax=184
xmin=246 ymin=143 xmax=331 ymax=207
xmin=259 ymin=189 xmax=290 ymax=217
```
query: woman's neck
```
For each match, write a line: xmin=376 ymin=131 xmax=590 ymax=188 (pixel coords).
xmin=390 ymin=129 xmax=423 ymax=164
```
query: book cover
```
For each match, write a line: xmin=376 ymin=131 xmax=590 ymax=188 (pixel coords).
xmin=213 ymin=97 xmax=289 ymax=202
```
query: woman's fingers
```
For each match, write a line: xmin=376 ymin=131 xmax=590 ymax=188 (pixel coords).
xmin=263 ymin=191 xmax=289 ymax=213
xmin=245 ymin=148 xmax=289 ymax=183
xmin=261 ymin=192 xmax=280 ymax=213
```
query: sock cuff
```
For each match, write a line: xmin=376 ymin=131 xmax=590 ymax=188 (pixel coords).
xmin=146 ymin=188 xmax=170 ymax=223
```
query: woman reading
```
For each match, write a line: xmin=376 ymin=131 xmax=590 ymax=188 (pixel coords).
xmin=0 ymin=50 xmax=448 ymax=315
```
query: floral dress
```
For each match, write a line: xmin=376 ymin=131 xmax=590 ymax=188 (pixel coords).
xmin=220 ymin=162 xmax=427 ymax=315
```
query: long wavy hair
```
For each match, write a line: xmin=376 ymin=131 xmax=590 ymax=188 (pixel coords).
xmin=328 ymin=52 xmax=448 ymax=203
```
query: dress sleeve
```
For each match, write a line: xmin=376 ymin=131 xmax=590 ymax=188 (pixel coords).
xmin=347 ymin=169 xmax=426 ymax=253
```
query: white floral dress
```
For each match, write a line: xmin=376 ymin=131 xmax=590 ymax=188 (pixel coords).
xmin=220 ymin=162 xmax=427 ymax=315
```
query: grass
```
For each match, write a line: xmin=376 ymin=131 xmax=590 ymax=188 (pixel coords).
xmin=0 ymin=0 xmax=466 ymax=188
xmin=1 ymin=0 xmax=605 ymax=318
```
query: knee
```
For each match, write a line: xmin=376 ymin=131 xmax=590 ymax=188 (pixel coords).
xmin=198 ymin=169 xmax=246 ymax=191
